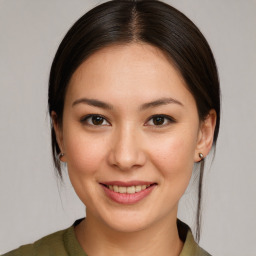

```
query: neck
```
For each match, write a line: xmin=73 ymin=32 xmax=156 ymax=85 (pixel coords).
xmin=75 ymin=211 xmax=183 ymax=256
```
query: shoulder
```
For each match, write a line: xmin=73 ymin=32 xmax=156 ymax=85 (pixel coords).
xmin=177 ymin=220 xmax=212 ymax=256
xmin=2 ymin=228 xmax=70 ymax=256
xmin=184 ymin=231 xmax=212 ymax=256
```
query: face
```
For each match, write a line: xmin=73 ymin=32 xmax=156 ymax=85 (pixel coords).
xmin=54 ymin=43 xmax=215 ymax=232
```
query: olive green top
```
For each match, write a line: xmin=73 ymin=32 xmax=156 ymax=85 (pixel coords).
xmin=2 ymin=219 xmax=211 ymax=256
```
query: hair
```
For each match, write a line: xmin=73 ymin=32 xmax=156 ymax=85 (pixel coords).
xmin=48 ymin=0 xmax=220 ymax=242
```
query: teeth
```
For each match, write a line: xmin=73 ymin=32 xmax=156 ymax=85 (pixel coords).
xmin=118 ymin=186 xmax=127 ymax=193
xmin=127 ymin=186 xmax=135 ymax=194
xmin=107 ymin=184 xmax=151 ymax=194
xmin=135 ymin=185 xmax=142 ymax=192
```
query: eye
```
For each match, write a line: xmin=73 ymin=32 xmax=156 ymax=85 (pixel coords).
xmin=145 ymin=115 xmax=175 ymax=126
xmin=81 ymin=115 xmax=110 ymax=126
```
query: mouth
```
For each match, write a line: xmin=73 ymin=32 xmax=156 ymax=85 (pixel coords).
xmin=100 ymin=183 xmax=156 ymax=194
xmin=99 ymin=181 xmax=157 ymax=204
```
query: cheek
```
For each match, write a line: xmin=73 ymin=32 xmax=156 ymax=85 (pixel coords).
xmin=149 ymin=130 xmax=197 ymax=183
xmin=62 ymin=126 xmax=109 ymax=208
xmin=149 ymin=134 xmax=196 ymax=209
xmin=63 ymin=127 xmax=107 ymax=176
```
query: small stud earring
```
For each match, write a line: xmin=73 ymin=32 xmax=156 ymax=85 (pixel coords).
xmin=58 ymin=153 xmax=65 ymax=161
xmin=199 ymin=153 xmax=204 ymax=160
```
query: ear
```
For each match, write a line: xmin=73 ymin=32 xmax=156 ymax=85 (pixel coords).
xmin=194 ymin=109 xmax=217 ymax=162
xmin=51 ymin=111 xmax=66 ymax=162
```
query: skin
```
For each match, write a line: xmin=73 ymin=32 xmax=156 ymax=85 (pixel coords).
xmin=53 ymin=43 xmax=216 ymax=256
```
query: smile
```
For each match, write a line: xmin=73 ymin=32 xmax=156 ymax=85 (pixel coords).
xmin=105 ymin=184 xmax=151 ymax=194
xmin=100 ymin=182 xmax=157 ymax=204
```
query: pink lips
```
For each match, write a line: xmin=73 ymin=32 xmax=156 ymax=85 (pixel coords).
xmin=100 ymin=181 xmax=157 ymax=205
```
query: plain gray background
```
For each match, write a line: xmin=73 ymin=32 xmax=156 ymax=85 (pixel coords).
xmin=0 ymin=0 xmax=255 ymax=255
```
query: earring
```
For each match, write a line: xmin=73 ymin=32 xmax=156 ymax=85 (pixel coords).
xmin=199 ymin=153 xmax=204 ymax=160
xmin=58 ymin=153 xmax=65 ymax=161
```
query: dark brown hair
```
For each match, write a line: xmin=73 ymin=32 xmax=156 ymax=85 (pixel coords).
xmin=48 ymin=0 xmax=220 ymax=242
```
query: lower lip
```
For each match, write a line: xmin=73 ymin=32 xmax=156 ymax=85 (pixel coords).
xmin=101 ymin=184 xmax=156 ymax=205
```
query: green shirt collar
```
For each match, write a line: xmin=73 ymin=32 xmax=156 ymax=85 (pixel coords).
xmin=63 ymin=218 xmax=211 ymax=256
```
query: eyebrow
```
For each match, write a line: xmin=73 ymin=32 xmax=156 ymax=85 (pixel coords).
xmin=72 ymin=98 xmax=113 ymax=110
xmin=72 ymin=97 xmax=183 ymax=110
xmin=139 ymin=97 xmax=183 ymax=110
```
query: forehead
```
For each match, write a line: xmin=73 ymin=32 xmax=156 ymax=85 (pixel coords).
xmin=66 ymin=43 xmax=194 ymax=107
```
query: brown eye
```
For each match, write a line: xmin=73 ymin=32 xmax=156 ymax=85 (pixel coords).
xmin=81 ymin=115 xmax=110 ymax=126
xmin=145 ymin=115 xmax=176 ymax=127
xmin=152 ymin=116 xmax=165 ymax=125
xmin=92 ymin=116 xmax=104 ymax=125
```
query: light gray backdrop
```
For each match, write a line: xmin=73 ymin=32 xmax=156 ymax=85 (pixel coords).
xmin=0 ymin=0 xmax=255 ymax=255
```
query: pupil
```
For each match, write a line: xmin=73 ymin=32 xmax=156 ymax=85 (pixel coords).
xmin=153 ymin=116 xmax=164 ymax=125
xmin=92 ymin=116 xmax=103 ymax=125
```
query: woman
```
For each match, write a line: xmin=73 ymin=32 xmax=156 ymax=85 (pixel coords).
xmin=3 ymin=0 xmax=220 ymax=255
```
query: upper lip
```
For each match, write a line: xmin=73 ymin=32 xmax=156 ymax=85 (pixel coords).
xmin=100 ymin=181 xmax=156 ymax=187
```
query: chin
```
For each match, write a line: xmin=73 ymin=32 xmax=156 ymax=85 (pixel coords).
xmin=95 ymin=206 xmax=161 ymax=234
xmin=106 ymin=217 xmax=151 ymax=233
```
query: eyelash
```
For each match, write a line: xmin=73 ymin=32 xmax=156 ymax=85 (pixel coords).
xmin=80 ymin=114 xmax=110 ymax=126
xmin=145 ymin=114 xmax=176 ymax=127
xmin=80 ymin=114 xmax=176 ymax=127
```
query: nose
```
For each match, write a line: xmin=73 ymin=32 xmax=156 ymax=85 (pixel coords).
xmin=107 ymin=125 xmax=146 ymax=171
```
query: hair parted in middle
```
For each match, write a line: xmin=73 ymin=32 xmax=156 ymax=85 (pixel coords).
xmin=48 ymin=0 xmax=220 ymax=241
